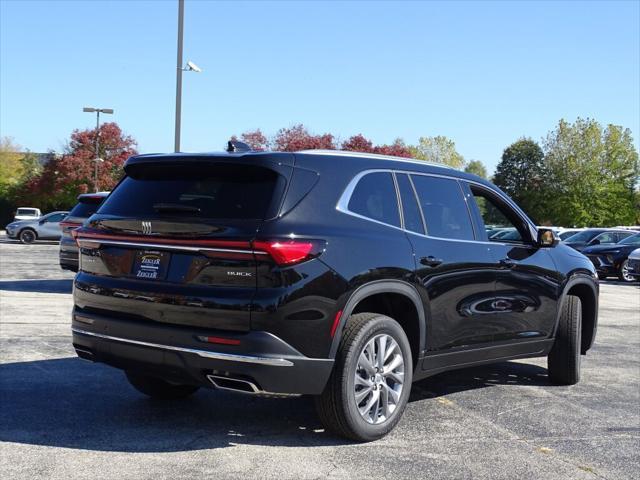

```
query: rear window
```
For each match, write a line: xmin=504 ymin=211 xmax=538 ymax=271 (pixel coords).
xmin=99 ymin=164 xmax=286 ymax=220
xmin=69 ymin=199 xmax=105 ymax=218
xmin=17 ymin=208 xmax=38 ymax=215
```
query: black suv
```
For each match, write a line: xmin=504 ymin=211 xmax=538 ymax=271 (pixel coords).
xmin=59 ymin=192 xmax=109 ymax=271
xmin=72 ymin=149 xmax=599 ymax=441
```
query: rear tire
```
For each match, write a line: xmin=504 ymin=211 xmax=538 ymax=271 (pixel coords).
xmin=125 ymin=372 xmax=199 ymax=399
xmin=19 ymin=229 xmax=37 ymax=244
xmin=619 ymin=259 xmax=635 ymax=282
xmin=315 ymin=312 xmax=413 ymax=442
xmin=547 ymin=295 xmax=582 ymax=385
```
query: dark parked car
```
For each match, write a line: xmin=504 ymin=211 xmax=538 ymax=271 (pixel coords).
xmin=59 ymin=192 xmax=109 ymax=271
xmin=626 ymin=249 xmax=640 ymax=280
xmin=563 ymin=228 xmax=634 ymax=252
xmin=71 ymin=148 xmax=599 ymax=441
xmin=582 ymin=233 xmax=640 ymax=282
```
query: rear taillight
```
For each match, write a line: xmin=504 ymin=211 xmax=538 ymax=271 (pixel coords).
xmin=60 ymin=221 xmax=82 ymax=234
xmin=252 ymin=239 xmax=324 ymax=266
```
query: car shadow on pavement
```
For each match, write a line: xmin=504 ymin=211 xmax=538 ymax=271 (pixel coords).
xmin=0 ymin=357 xmax=347 ymax=452
xmin=410 ymin=361 xmax=550 ymax=402
xmin=0 ymin=279 xmax=73 ymax=294
xmin=0 ymin=357 xmax=553 ymax=452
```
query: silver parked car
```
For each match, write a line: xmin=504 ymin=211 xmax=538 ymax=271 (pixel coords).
xmin=5 ymin=211 xmax=69 ymax=244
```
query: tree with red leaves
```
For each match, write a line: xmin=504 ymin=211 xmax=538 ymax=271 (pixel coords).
xmin=233 ymin=127 xmax=413 ymax=159
xmin=19 ymin=122 xmax=137 ymax=211
xmin=372 ymin=139 xmax=413 ymax=158
xmin=238 ymin=129 xmax=270 ymax=151
xmin=273 ymin=124 xmax=336 ymax=152
xmin=341 ymin=134 xmax=374 ymax=153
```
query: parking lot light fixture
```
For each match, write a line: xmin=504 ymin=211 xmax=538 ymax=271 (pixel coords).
xmin=82 ymin=107 xmax=114 ymax=192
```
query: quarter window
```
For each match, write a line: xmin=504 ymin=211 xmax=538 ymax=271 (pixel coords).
xmin=411 ymin=175 xmax=474 ymax=240
xmin=348 ymin=172 xmax=400 ymax=227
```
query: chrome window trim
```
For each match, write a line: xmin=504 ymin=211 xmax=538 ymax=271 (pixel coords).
xmin=336 ymin=168 xmax=537 ymax=246
xmin=71 ymin=327 xmax=294 ymax=367
xmin=391 ymin=172 xmax=405 ymax=230
xmin=78 ymin=238 xmax=267 ymax=256
xmin=407 ymin=174 xmax=428 ymax=234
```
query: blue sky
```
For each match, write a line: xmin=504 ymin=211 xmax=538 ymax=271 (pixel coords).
xmin=1 ymin=0 xmax=639 ymax=173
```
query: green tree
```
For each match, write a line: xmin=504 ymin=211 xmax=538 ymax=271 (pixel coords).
xmin=493 ymin=138 xmax=548 ymax=223
xmin=464 ymin=159 xmax=488 ymax=179
xmin=18 ymin=152 xmax=42 ymax=182
xmin=0 ymin=137 xmax=25 ymax=196
xmin=409 ymin=136 xmax=465 ymax=169
xmin=543 ymin=118 xmax=639 ymax=227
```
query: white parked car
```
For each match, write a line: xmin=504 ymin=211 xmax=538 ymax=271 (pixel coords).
xmin=627 ymin=248 xmax=640 ymax=280
xmin=13 ymin=207 xmax=42 ymax=221
xmin=5 ymin=211 xmax=69 ymax=244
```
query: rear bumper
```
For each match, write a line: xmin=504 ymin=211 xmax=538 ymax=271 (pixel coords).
xmin=59 ymin=245 xmax=79 ymax=271
xmin=71 ymin=308 xmax=334 ymax=395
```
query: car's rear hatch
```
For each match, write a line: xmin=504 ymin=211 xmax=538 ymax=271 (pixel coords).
xmin=73 ymin=153 xmax=293 ymax=332
xmin=61 ymin=194 xmax=108 ymax=241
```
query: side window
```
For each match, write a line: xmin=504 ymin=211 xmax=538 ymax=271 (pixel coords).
xmin=348 ymin=172 xmax=400 ymax=227
xmin=411 ymin=175 xmax=474 ymax=240
xmin=616 ymin=232 xmax=632 ymax=242
xmin=593 ymin=232 xmax=615 ymax=244
xmin=470 ymin=187 xmax=527 ymax=243
xmin=45 ymin=213 xmax=66 ymax=223
xmin=396 ymin=173 xmax=425 ymax=234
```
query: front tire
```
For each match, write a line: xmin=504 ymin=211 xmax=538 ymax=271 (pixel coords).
xmin=125 ymin=371 xmax=199 ymax=399
xmin=315 ymin=312 xmax=413 ymax=442
xmin=19 ymin=229 xmax=37 ymax=244
xmin=548 ymin=295 xmax=582 ymax=385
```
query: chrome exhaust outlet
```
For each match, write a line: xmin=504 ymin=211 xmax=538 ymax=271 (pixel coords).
xmin=74 ymin=346 xmax=95 ymax=361
xmin=207 ymin=374 xmax=261 ymax=394
xmin=206 ymin=374 xmax=300 ymax=397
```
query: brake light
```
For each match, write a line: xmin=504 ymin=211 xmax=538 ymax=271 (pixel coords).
xmin=252 ymin=240 xmax=320 ymax=265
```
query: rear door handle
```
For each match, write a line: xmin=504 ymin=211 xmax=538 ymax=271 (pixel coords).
xmin=420 ymin=256 xmax=443 ymax=267
xmin=499 ymin=258 xmax=516 ymax=268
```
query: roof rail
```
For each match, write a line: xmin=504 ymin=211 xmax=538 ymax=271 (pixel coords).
xmin=297 ymin=149 xmax=455 ymax=169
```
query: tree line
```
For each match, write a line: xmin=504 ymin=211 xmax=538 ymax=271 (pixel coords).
xmin=0 ymin=117 xmax=637 ymax=227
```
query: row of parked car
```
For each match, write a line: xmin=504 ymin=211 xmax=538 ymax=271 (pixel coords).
xmin=4 ymin=196 xmax=640 ymax=283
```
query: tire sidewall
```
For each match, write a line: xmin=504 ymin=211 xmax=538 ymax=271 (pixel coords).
xmin=19 ymin=229 xmax=36 ymax=244
xmin=620 ymin=260 xmax=634 ymax=282
xmin=341 ymin=316 xmax=413 ymax=440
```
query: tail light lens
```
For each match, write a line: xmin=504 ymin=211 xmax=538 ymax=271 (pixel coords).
xmin=252 ymin=239 xmax=324 ymax=266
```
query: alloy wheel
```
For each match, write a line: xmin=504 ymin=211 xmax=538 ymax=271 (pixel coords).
xmin=353 ymin=334 xmax=405 ymax=424
xmin=621 ymin=260 xmax=634 ymax=282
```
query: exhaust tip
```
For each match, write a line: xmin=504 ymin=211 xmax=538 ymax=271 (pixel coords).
xmin=74 ymin=346 xmax=95 ymax=361
xmin=207 ymin=374 xmax=260 ymax=394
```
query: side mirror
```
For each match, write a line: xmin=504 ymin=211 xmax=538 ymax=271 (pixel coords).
xmin=38 ymin=219 xmax=46 ymax=225
xmin=537 ymin=228 xmax=559 ymax=248
xmin=589 ymin=239 xmax=600 ymax=246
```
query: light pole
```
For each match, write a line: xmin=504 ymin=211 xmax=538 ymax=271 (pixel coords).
xmin=174 ymin=0 xmax=201 ymax=152
xmin=83 ymin=107 xmax=113 ymax=192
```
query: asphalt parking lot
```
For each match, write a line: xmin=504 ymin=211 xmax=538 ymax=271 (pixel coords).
xmin=0 ymin=235 xmax=638 ymax=480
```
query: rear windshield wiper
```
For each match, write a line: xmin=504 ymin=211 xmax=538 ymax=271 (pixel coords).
xmin=153 ymin=203 xmax=201 ymax=213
